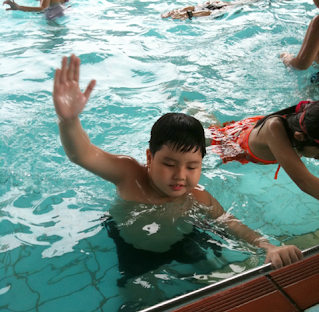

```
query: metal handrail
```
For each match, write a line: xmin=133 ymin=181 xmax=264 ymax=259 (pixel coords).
xmin=139 ymin=244 xmax=319 ymax=312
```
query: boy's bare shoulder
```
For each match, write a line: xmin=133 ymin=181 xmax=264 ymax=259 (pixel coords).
xmin=192 ymin=187 xmax=225 ymax=219
xmin=192 ymin=186 xmax=222 ymax=207
xmin=114 ymin=154 xmax=146 ymax=176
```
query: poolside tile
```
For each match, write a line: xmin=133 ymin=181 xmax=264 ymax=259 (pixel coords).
xmin=172 ymin=276 xmax=297 ymax=312
xmin=270 ymin=254 xmax=319 ymax=310
xmin=221 ymin=291 xmax=298 ymax=312
xmin=283 ymin=274 xmax=319 ymax=310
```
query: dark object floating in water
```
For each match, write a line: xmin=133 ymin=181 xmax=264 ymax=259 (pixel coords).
xmin=310 ymin=72 xmax=319 ymax=84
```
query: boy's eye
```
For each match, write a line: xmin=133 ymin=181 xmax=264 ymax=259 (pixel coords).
xmin=187 ymin=167 xmax=196 ymax=170
xmin=163 ymin=163 xmax=174 ymax=167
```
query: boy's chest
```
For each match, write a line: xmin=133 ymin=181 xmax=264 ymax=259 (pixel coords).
xmin=116 ymin=176 xmax=169 ymax=205
xmin=113 ymin=214 xmax=194 ymax=253
xmin=109 ymin=200 xmax=195 ymax=253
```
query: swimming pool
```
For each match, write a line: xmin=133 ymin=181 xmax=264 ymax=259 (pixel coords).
xmin=1 ymin=0 xmax=319 ymax=311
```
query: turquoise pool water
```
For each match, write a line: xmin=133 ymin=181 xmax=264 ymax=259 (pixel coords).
xmin=307 ymin=304 xmax=319 ymax=312
xmin=1 ymin=0 xmax=319 ymax=311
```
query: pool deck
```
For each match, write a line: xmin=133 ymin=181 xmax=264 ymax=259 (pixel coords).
xmin=168 ymin=253 xmax=319 ymax=312
xmin=140 ymin=242 xmax=319 ymax=312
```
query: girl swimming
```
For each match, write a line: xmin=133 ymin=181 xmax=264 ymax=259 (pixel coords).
xmin=208 ymin=100 xmax=319 ymax=200
xmin=161 ymin=0 xmax=229 ymax=20
xmin=161 ymin=0 xmax=257 ymax=20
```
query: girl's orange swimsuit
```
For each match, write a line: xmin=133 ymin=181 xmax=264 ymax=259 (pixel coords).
xmin=209 ymin=116 xmax=281 ymax=178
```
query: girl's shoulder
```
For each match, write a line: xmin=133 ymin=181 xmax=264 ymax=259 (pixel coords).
xmin=255 ymin=115 xmax=286 ymax=133
xmin=265 ymin=115 xmax=286 ymax=128
xmin=251 ymin=115 xmax=287 ymax=144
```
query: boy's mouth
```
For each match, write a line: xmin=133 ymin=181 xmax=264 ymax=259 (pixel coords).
xmin=170 ymin=184 xmax=184 ymax=191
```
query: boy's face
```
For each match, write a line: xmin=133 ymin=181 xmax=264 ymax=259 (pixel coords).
xmin=146 ymin=144 xmax=202 ymax=198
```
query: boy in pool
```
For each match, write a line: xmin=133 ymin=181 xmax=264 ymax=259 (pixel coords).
xmin=280 ymin=0 xmax=319 ymax=71
xmin=3 ymin=0 xmax=69 ymax=19
xmin=53 ymin=54 xmax=302 ymax=271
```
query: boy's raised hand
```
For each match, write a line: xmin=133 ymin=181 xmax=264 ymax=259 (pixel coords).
xmin=53 ymin=54 xmax=96 ymax=122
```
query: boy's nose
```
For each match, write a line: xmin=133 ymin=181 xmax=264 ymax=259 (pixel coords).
xmin=174 ymin=167 xmax=186 ymax=180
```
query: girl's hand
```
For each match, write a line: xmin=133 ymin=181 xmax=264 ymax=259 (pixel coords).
xmin=161 ymin=10 xmax=175 ymax=18
xmin=53 ymin=55 xmax=96 ymax=122
xmin=3 ymin=0 xmax=20 ymax=10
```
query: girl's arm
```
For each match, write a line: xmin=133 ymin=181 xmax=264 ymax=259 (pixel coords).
xmin=281 ymin=15 xmax=319 ymax=70
xmin=266 ymin=118 xmax=319 ymax=200
xmin=3 ymin=0 xmax=50 ymax=12
xmin=175 ymin=10 xmax=210 ymax=21
xmin=161 ymin=6 xmax=195 ymax=19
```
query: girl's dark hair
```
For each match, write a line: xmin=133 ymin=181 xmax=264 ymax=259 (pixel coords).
xmin=149 ymin=113 xmax=206 ymax=158
xmin=254 ymin=100 xmax=319 ymax=151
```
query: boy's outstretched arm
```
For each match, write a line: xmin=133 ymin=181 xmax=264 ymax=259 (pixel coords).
xmin=53 ymin=55 xmax=136 ymax=186
xmin=210 ymin=204 xmax=302 ymax=269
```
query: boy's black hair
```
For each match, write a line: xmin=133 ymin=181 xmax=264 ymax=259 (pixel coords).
xmin=254 ymin=101 xmax=319 ymax=151
xmin=149 ymin=113 xmax=206 ymax=158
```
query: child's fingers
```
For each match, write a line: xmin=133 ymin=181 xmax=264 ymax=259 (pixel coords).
xmin=67 ymin=54 xmax=75 ymax=81
xmin=295 ymin=247 xmax=303 ymax=261
xmin=54 ymin=68 xmax=61 ymax=92
xmin=60 ymin=56 xmax=68 ymax=84
xmin=84 ymin=80 xmax=96 ymax=100
xmin=161 ymin=11 xmax=172 ymax=18
xmin=288 ymin=250 xmax=300 ymax=264
xmin=74 ymin=56 xmax=80 ymax=82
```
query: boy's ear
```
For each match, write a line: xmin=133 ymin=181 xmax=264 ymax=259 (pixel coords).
xmin=294 ymin=131 xmax=306 ymax=141
xmin=146 ymin=149 xmax=153 ymax=167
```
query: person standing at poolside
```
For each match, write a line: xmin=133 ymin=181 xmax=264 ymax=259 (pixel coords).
xmin=280 ymin=0 xmax=319 ymax=70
